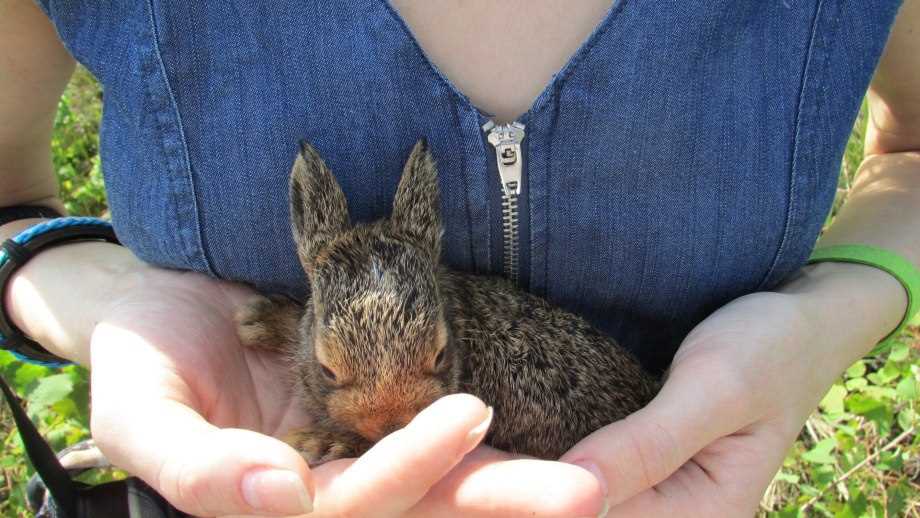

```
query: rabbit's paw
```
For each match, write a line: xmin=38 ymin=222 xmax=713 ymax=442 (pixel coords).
xmin=285 ymin=428 xmax=359 ymax=466
xmin=235 ymin=294 xmax=301 ymax=353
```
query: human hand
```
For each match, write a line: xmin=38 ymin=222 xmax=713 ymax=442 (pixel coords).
xmin=6 ymin=241 xmax=605 ymax=518
xmin=88 ymin=267 xmax=606 ymax=517
xmin=560 ymin=263 xmax=906 ymax=517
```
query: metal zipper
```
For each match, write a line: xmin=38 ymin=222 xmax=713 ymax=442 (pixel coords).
xmin=482 ymin=121 xmax=525 ymax=285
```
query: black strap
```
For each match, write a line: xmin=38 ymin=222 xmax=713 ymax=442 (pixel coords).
xmin=1 ymin=371 xmax=192 ymax=517
xmin=0 ymin=205 xmax=63 ymax=228
xmin=0 ymin=374 xmax=78 ymax=517
xmin=1 ymin=240 xmax=33 ymax=268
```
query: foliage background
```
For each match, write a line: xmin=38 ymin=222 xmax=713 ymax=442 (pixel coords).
xmin=0 ymin=68 xmax=918 ymax=517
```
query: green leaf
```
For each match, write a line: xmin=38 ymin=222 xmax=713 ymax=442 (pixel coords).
xmin=847 ymin=395 xmax=884 ymax=414
xmin=896 ymin=376 xmax=918 ymax=401
xmin=877 ymin=450 xmax=903 ymax=471
xmin=844 ymin=491 xmax=868 ymax=517
xmin=0 ymin=350 xmax=17 ymax=369
xmin=867 ymin=362 xmax=901 ymax=385
xmin=836 ymin=434 xmax=857 ymax=454
xmin=847 ymin=394 xmax=894 ymax=435
xmin=51 ymin=397 xmax=81 ymax=421
xmin=25 ymin=373 xmax=74 ymax=409
xmin=845 ymin=377 xmax=868 ymax=391
xmin=13 ymin=363 xmax=49 ymax=388
xmin=846 ymin=361 xmax=866 ymax=378
xmin=802 ymin=437 xmax=837 ymax=465
xmin=799 ymin=483 xmax=823 ymax=497
xmin=835 ymin=423 xmax=859 ymax=436
xmin=898 ymin=408 xmax=916 ymax=430
xmin=820 ymin=384 xmax=848 ymax=414
xmin=910 ymin=310 xmax=920 ymax=326
xmin=834 ymin=504 xmax=856 ymax=518
xmin=888 ymin=342 xmax=910 ymax=362
xmin=887 ymin=480 xmax=910 ymax=517
xmin=861 ymin=385 xmax=898 ymax=401
xmin=774 ymin=471 xmax=800 ymax=484
xmin=775 ymin=506 xmax=804 ymax=518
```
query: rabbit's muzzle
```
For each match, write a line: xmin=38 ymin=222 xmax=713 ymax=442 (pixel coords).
xmin=353 ymin=410 xmax=417 ymax=442
xmin=326 ymin=377 xmax=447 ymax=442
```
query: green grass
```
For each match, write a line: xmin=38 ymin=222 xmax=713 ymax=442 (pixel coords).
xmin=1 ymin=68 xmax=918 ymax=517
xmin=50 ymin=67 xmax=106 ymax=217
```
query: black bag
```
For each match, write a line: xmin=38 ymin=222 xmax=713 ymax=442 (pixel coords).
xmin=0 ymin=374 xmax=189 ymax=518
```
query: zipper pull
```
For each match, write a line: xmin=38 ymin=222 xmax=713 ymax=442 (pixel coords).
xmin=482 ymin=121 xmax=526 ymax=197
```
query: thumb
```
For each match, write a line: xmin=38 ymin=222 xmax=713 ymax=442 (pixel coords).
xmin=560 ymin=354 xmax=754 ymax=507
xmin=95 ymin=403 xmax=314 ymax=517
xmin=89 ymin=325 xmax=313 ymax=517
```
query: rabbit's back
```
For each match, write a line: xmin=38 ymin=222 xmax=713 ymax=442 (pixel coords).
xmin=440 ymin=269 xmax=660 ymax=459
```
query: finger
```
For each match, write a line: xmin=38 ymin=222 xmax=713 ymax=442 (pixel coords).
xmin=560 ymin=351 xmax=757 ymax=507
xmin=308 ymin=393 xmax=491 ymax=517
xmin=408 ymin=447 xmax=608 ymax=518
xmin=91 ymin=323 xmax=313 ymax=517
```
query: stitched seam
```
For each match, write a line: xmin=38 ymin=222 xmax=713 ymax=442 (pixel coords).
xmin=32 ymin=0 xmax=54 ymax=20
xmin=756 ymin=0 xmax=825 ymax=290
xmin=453 ymin=105 xmax=479 ymax=272
xmin=528 ymin=129 xmax=539 ymax=294
xmin=542 ymin=114 xmax=553 ymax=298
xmin=525 ymin=0 xmax=628 ymax=123
xmin=145 ymin=0 xmax=217 ymax=275
xmin=375 ymin=0 xmax=476 ymax=112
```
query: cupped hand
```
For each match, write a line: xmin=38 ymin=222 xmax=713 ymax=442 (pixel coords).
xmin=561 ymin=284 xmax=889 ymax=517
xmin=88 ymin=267 xmax=605 ymax=518
xmin=88 ymin=267 xmax=314 ymax=516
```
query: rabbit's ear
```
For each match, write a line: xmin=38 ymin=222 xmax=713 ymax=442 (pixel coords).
xmin=289 ymin=141 xmax=351 ymax=274
xmin=391 ymin=139 xmax=442 ymax=258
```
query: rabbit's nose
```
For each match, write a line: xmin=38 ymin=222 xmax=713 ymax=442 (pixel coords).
xmin=356 ymin=411 xmax=415 ymax=441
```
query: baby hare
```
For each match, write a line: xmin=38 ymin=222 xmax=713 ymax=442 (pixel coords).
xmin=236 ymin=140 xmax=660 ymax=464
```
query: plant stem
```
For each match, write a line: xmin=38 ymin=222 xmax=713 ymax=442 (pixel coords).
xmin=801 ymin=425 xmax=916 ymax=512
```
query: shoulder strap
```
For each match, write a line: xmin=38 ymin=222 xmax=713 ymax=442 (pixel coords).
xmin=0 ymin=373 xmax=79 ymax=517
xmin=1 ymin=373 xmax=190 ymax=518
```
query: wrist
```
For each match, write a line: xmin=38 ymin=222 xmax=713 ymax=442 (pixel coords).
xmin=0 ymin=197 xmax=67 ymax=237
xmin=0 ymin=218 xmax=50 ymax=240
xmin=777 ymin=261 xmax=907 ymax=363
xmin=3 ymin=237 xmax=148 ymax=366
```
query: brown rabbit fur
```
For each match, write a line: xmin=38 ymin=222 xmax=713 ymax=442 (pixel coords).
xmin=236 ymin=140 xmax=660 ymax=464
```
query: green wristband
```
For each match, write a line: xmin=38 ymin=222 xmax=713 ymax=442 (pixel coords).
xmin=807 ymin=245 xmax=920 ymax=355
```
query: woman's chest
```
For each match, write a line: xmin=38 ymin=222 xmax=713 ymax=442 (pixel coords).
xmin=388 ymin=0 xmax=613 ymax=123
xmin=80 ymin=0 xmax=899 ymax=369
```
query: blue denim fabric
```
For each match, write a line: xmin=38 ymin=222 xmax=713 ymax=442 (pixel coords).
xmin=37 ymin=0 xmax=902 ymax=372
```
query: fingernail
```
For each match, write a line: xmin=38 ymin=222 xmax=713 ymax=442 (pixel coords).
xmin=576 ymin=498 xmax=610 ymax=518
xmin=597 ymin=498 xmax=610 ymax=518
xmin=573 ymin=460 xmax=609 ymax=517
xmin=241 ymin=469 xmax=313 ymax=515
xmin=573 ymin=460 xmax=608 ymax=497
xmin=460 ymin=406 xmax=493 ymax=455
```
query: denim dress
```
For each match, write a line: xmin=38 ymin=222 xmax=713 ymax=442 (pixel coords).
xmin=37 ymin=0 xmax=902 ymax=372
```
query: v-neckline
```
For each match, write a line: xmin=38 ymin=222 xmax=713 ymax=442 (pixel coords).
xmin=376 ymin=0 xmax=626 ymax=125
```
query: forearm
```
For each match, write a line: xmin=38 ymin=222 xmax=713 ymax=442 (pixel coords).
xmin=777 ymin=151 xmax=919 ymax=369
xmin=819 ymin=151 xmax=920 ymax=260
xmin=1 ymin=219 xmax=147 ymax=366
xmin=1 ymin=0 xmax=75 ymax=207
